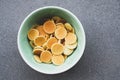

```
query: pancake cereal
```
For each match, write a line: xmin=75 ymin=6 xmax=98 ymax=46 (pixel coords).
xmin=27 ymin=16 xmax=78 ymax=66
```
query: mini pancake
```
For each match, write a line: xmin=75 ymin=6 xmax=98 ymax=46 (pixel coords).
xmin=43 ymin=20 xmax=56 ymax=34
xmin=59 ymin=19 xmax=66 ymax=23
xmin=33 ymin=47 xmax=44 ymax=55
xmin=65 ymin=42 xmax=78 ymax=49
xmin=56 ymin=23 xmax=64 ymax=28
xmin=52 ymin=16 xmax=66 ymax=23
xmin=40 ymin=51 xmax=52 ymax=63
xmin=65 ymin=23 xmax=74 ymax=33
xmin=34 ymin=36 xmax=46 ymax=46
xmin=52 ymin=55 xmax=64 ymax=65
xmin=55 ymin=27 xmax=67 ymax=39
xmin=30 ymin=41 xmax=36 ymax=48
xmin=52 ymin=16 xmax=62 ymax=23
xmin=63 ymin=47 xmax=73 ymax=56
xmin=51 ymin=43 xmax=64 ymax=55
xmin=34 ymin=55 xmax=41 ymax=63
xmin=47 ymin=37 xmax=58 ymax=49
xmin=28 ymin=29 xmax=39 ymax=40
xmin=36 ymin=25 xmax=47 ymax=36
xmin=65 ymin=33 xmax=77 ymax=44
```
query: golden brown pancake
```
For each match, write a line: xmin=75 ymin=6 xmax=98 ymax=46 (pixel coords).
xmin=55 ymin=27 xmax=67 ymax=39
xmin=43 ymin=20 xmax=56 ymax=34
xmin=52 ymin=55 xmax=64 ymax=65
xmin=51 ymin=43 xmax=64 ymax=55
xmin=52 ymin=16 xmax=62 ymax=23
xmin=52 ymin=16 xmax=66 ymax=23
xmin=65 ymin=42 xmax=77 ymax=49
xmin=47 ymin=37 xmax=58 ymax=49
xmin=34 ymin=36 xmax=46 ymax=46
xmin=40 ymin=51 xmax=52 ymax=63
xmin=56 ymin=23 xmax=64 ymax=29
xmin=30 ymin=41 xmax=36 ymax=48
xmin=65 ymin=33 xmax=77 ymax=44
xmin=65 ymin=23 xmax=74 ymax=33
xmin=36 ymin=25 xmax=47 ymax=36
xmin=33 ymin=47 xmax=44 ymax=55
xmin=63 ymin=47 xmax=73 ymax=55
xmin=28 ymin=29 xmax=39 ymax=40
xmin=34 ymin=55 xmax=41 ymax=63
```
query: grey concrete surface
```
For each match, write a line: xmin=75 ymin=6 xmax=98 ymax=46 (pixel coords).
xmin=0 ymin=0 xmax=120 ymax=80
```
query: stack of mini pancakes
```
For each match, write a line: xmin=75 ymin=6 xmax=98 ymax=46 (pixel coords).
xmin=27 ymin=16 xmax=78 ymax=65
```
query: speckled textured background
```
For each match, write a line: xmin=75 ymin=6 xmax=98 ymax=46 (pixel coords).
xmin=0 ymin=0 xmax=120 ymax=80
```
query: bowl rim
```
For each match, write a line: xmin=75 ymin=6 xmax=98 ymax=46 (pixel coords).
xmin=17 ymin=6 xmax=86 ymax=74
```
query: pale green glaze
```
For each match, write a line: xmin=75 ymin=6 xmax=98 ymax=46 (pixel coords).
xmin=17 ymin=6 xmax=86 ymax=74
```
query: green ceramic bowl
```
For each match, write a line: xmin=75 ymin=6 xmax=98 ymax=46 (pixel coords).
xmin=17 ymin=6 xmax=86 ymax=74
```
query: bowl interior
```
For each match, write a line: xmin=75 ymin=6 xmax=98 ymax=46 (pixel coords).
xmin=18 ymin=7 xmax=85 ymax=74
